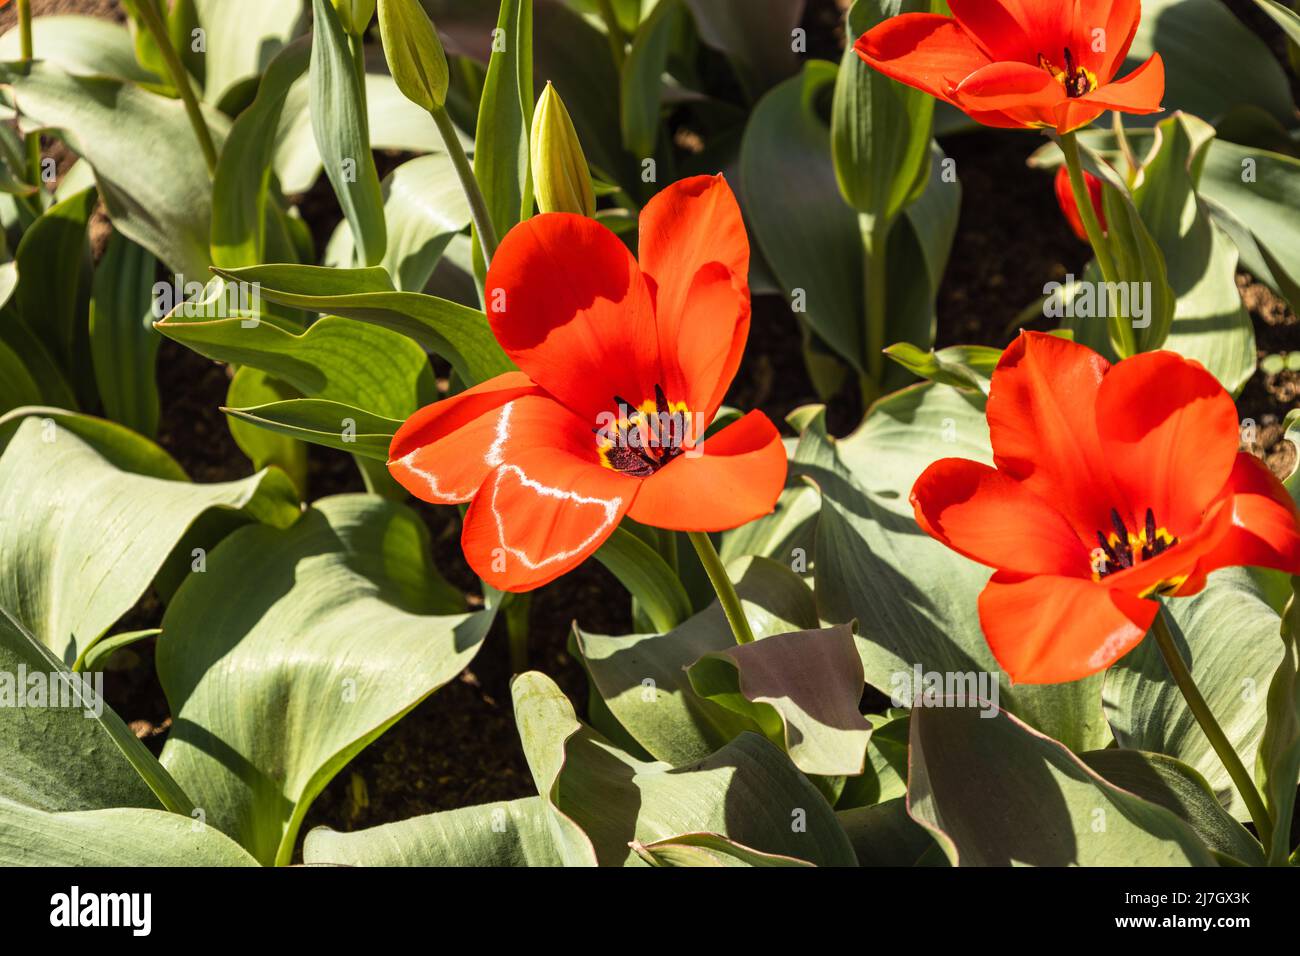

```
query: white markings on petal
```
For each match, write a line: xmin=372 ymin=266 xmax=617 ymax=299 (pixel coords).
xmin=392 ymin=402 xmax=517 ymax=503
xmin=488 ymin=462 xmax=623 ymax=570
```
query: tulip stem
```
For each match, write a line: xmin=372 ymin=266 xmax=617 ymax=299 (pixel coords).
xmin=1149 ymin=608 xmax=1273 ymax=847
xmin=18 ymin=0 xmax=33 ymax=60
xmin=861 ymin=215 xmax=890 ymax=390
xmin=1058 ymin=131 xmax=1133 ymax=356
xmin=687 ymin=531 xmax=755 ymax=645
xmin=128 ymin=0 xmax=217 ymax=176
xmin=504 ymin=592 xmax=532 ymax=674
xmin=431 ymin=104 xmax=499 ymax=265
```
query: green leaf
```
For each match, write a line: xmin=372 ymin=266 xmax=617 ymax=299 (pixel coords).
xmin=831 ymin=0 xmax=934 ymax=226
xmin=14 ymin=186 xmax=95 ymax=388
xmin=811 ymin=389 xmax=1112 ymax=753
xmin=3 ymin=62 xmax=219 ymax=278
xmin=211 ymin=37 xmax=311 ymax=269
xmin=472 ymin=0 xmax=534 ymax=275
xmin=89 ymin=233 xmax=162 ymax=437
xmin=305 ymin=796 xmax=564 ymax=866
xmin=620 ymin=0 xmax=686 ymax=158
xmin=883 ymin=342 xmax=1001 ymax=394
xmin=156 ymin=301 xmax=436 ymax=420
xmin=225 ymin=398 xmax=401 ymax=462
xmin=0 ymin=798 xmax=260 ymax=866
xmin=0 ymin=607 xmax=190 ymax=816
xmin=225 ymin=367 xmax=309 ymax=493
xmin=837 ymin=797 xmax=942 ymax=866
xmin=158 ymin=495 xmax=494 ymax=866
xmin=194 ymin=0 xmax=301 ymax=105
xmin=1104 ymin=568 xmax=1284 ymax=822
xmin=1256 ymin=579 xmax=1300 ymax=865
xmin=79 ymin=628 xmax=161 ymax=674
xmin=1254 ymin=0 xmax=1300 ymax=45
xmin=213 ymin=263 xmax=512 ymax=385
xmin=309 ymin=0 xmax=387 ymax=266
xmin=1124 ymin=0 xmax=1294 ymax=127
xmin=909 ymin=704 xmax=1217 ymax=866
xmin=631 ymin=831 xmax=816 ymax=867
xmin=688 ymin=623 xmax=872 ymax=777
xmin=592 ymin=526 xmax=693 ymax=634
xmin=377 ymin=0 xmax=450 ymax=111
xmin=0 ymin=413 xmax=297 ymax=668
xmin=0 ymin=337 xmax=44 ymax=413
xmin=682 ymin=0 xmax=803 ymax=99
xmin=0 ymin=15 xmax=157 ymax=83
xmin=575 ymin=556 xmax=818 ymax=766
xmin=1081 ymin=749 xmax=1264 ymax=866
xmin=512 ymin=671 xmax=857 ymax=866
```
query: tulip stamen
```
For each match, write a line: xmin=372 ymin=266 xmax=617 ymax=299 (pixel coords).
xmin=596 ymin=386 xmax=692 ymax=476
xmin=1038 ymin=47 xmax=1098 ymax=98
xmin=1093 ymin=507 xmax=1179 ymax=581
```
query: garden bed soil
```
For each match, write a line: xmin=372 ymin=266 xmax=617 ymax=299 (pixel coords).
xmin=9 ymin=0 xmax=1298 ymax=844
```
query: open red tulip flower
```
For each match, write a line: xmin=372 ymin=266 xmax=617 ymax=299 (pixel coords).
xmin=911 ymin=332 xmax=1300 ymax=685
xmin=855 ymin=0 xmax=1164 ymax=133
xmin=387 ymin=175 xmax=787 ymax=592
xmin=1054 ymin=164 xmax=1106 ymax=241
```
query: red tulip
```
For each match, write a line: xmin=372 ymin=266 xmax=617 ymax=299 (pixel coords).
xmin=855 ymin=0 xmax=1164 ymax=133
xmin=1054 ymin=164 xmax=1106 ymax=241
xmin=388 ymin=175 xmax=787 ymax=592
xmin=910 ymin=332 xmax=1300 ymax=684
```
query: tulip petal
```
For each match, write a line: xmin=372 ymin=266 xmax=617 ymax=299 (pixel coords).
xmin=462 ymin=444 xmax=638 ymax=592
xmin=1194 ymin=454 xmax=1300 ymax=579
xmin=911 ymin=458 xmax=1091 ymax=576
xmin=1092 ymin=0 xmax=1143 ymax=79
xmin=854 ymin=13 xmax=991 ymax=106
xmin=485 ymin=212 xmax=661 ymax=424
xmin=987 ymin=332 xmax=1121 ymax=541
xmin=946 ymin=0 xmax=1035 ymax=62
xmin=979 ymin=571 xmax=1157 ymax=684
xmin=388 ymin=372 xmax=544 ymax=504
xmin=1055 ymin=52 xmax=1164 ymax=132
xmin=952 ymin=60 xmax=1065 ymax=127
xmin=627 ymin=410 xmax=787 ymax=532
xmin=1094 ymin=350 xmax=1239 ymax=539
xmin=638 ymin=175 xmax=751 ymax=420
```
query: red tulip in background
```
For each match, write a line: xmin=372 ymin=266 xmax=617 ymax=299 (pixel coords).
xmin=1054 ymin=164 xmax=1106 ymax=241
xmin=855 ymin=0 xmax=1165 ymax=133
xmin=388 ymin=175 xmax=787 ymax=592
xmin=911 ymin=332 xmax=1300 ymax=685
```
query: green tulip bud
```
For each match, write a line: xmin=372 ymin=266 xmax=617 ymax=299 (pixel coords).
xmin=332 ymin=0 xmax=376 ymax=36
xmin=530 ymin=83 xmax=596 ymax=217
xmin=376 ymin=0 xmax=449 ymax=111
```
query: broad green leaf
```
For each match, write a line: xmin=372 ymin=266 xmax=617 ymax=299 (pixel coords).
xmin=909 ymin=704 xmax=1217 ymax=866
xmin=683 ymin=0 xmax=803 ymax=99
xmin=214 ymin=263 xmax=512 ymax=384
xmin=156 ymin=302 xmax=436 ymax=420
xmin=225 ymin=367 xmax=309 ymax=494
xmin=838 ymin=709 xmax=909 ymax=807
xmin=3 ymin=61 xmax=220 ymax=277
xmin=837 ymin=797 xmax=941 ymax=866
xmin=592 ymin=526 xmax=693 ymax=634
xmin=631 ymin=831 xmax=815 ymax=867
xmin=831 ymin=0 xmax=933 ymax=226
xmin=472 ymin=0 xmax=534 ymax=275
xmin=1256 ymin=579 xmax=1299 ymax=864
xmin=1125 ymin=0 xmax=1294 ymax=126
xmin=211 ymin=37 xmax=311 ymax=269
xmin=512 ymin=671 xmax=857 ymax=866
xmin=327 ymin=153 xmax=472 ymax=292
xmin=1104 ymin=568 xmax=1284 ymax=822
xmin=620 ymin=0 xmax=686 ymax=157
xmin=0 ymin=608 xmax=190 ymax=816
xmin=194 ymin=0 xmax=302 ymax=105
xmin=309 ymin=0 xmax=387 ymax=266
xmin=0 ymin=334 xmax=45 ymax=413
xmin=305 ymin=797 xmax=563 ymax=866
xmin=688 ymin=623 xmax=872 ymax=777
xmin=0 ymin=414 xmax=297 ymax=668
xmin=0 ymin=798 xmax=259 ymax=866
xmin=13 ymin=186 xmax=95 ymax=391
xmin=811 ymin=389 xmax=1112 ymax=753
xmin=575 ymin=556 xmax=818 ymax=766
xmin=225 ymin=398 xmax=401 ymax=463
xmin=1254 ymin=0 xmax=1300 ymax=45
xmin=0 ymin=16 xmax=157 ymax=83
xmin=89 ymin=233 xmax=161 ymax=437
xmin=159 ymin=495 xmax=493 ymax=866
xmin=1081 ymin=749 xmax=1264 ymax=865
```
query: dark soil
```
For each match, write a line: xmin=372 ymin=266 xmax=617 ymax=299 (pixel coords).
xmin=19 ymin=0 xmax=1300 ymax=848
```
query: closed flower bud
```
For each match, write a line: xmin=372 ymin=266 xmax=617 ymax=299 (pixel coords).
xmin=530 ymin=82 xmax=596 ymax=217
xmin=376 ymin=0 xmax=449 ymax=111
xmin=332 ymin=0 xmax=376 ymax=36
